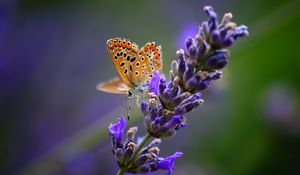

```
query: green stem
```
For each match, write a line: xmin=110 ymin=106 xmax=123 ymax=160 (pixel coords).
xmin=116 ymin=133 xmax=152 ymax=175
xmin=116 ymin=169 xmax=124 ymax=175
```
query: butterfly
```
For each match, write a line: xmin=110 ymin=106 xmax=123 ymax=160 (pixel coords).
xmin=97 ymin=37 xmax=162 ymax=97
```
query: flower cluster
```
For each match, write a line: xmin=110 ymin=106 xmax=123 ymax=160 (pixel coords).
xmin=142 ymin=6 xmax=248 ymax=139
xmin=108 ymin=6 xmax=248 ymax=175
xmin=109 ymin=116 xmax=183 ymax=175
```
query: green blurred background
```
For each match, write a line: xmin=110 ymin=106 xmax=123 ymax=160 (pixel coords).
xmin=1 ymin=0 xmax=300 ymax=174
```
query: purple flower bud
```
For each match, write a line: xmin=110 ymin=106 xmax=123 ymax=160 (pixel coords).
xmin=154 ymin=117 xmax=161 ymax=125
xmin=176 ymin=49 xmax=186 ymax=77
xmin=186 ymin=37 xmax=197 ymax=57
xmin=209 ymin=71 xmax=222 ymax=80
xmin=171 ymin=92 xmax=191 ymax=106
xmin=176 ymin=99 xmax=204 ymax=114
xmin=186 ymin=76 xmax=198 ymax=90
xmin=186 ymin=75 xmax=201 ymax=91
xmin=170 ymin=88 xmax=180 ymax=102
xmin=185 ymin=37 xmax=194 ymax=49
xmin=179 ymin=93 xmax=202 ymax=107
xmin=219 ymin=23 xmax=235 ymax=38
xmin=188 ymin=44 xmax=197 ymax=57
xmin=222 ymin=36 xmax=235 ymax=47
xmin=194 ymin=80 xmax=210 ymax=91
xmin=159 ymin=79 xmax=167 ymax=97
xmin=205 ymin=50 xmax=229 ymax=70
xmin=183 ymin=63 xmax=194 ymax=83
xmin=162 ymin=88 xmax=173 ymax=102
xmin=175 ymin=107 xmax=185 ymax=115
xmin=204 ymin=6 xmax=218 ymax=33
xmin=204 ymin=6 xmax=218 ymax=20
xmin=175 ymin=122 xmax=187 ymax=130
xmin=211 ymin=30 xmax=220 ymax=43
xmin=215 ymin=59 xmax=229 ymax=69
xmin=141 ymin=101 xmax=149 ymax=115
xmin=149 ymin=107 xmax=158 ymax=121
xmin=234 ymin=25 xmax=249 ymax=39
xmin=164 ymin=115 xmax=183 ymax=129
xmin=197 ymin=41 xmax=208 ymax=60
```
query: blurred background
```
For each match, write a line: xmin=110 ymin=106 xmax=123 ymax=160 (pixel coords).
xmin=1 ymin=0 xmax=300 ymax=174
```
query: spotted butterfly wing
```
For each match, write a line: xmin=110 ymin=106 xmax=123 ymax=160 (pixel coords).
xmin=135 ymin=41 xmax=162 ymax=83
xmin=97 ymin=37 xmax=162 ymax=94
xmin=106 ymin=38 xmax=139 ymax=88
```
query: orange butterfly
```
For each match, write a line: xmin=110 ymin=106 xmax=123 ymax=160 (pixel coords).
xmin=97 ymin=37 xmax=162 ymax=96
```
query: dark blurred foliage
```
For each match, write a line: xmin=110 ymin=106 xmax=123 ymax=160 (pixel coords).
xmin=1 ymin=0 xmax=300 ymax=175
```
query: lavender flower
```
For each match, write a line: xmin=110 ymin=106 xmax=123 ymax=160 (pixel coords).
xmin=109 ymin=117 xmax=183 ymax=174
xmin=108 ymin=6 xmax=248 ymax=175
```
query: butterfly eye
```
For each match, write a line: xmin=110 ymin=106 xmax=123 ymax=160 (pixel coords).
xmin=128 ymin=90 xmax=133 ymax=97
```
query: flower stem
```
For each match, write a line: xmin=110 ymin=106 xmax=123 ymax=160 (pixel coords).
xmin=116 ymin=133 xmax=152 ymax=175
xmin=116 ymin=169 xmax=124 ymax=175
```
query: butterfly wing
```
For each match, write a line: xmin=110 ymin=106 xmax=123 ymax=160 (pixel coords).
xmin=97 ymin=78 xmax=129 ymax=94
xmin=130 ymin=42 xmax=162 ymax=84
xmin=100 ymin=38 xmax=163 ymax=95
xmin=106 ymin=38 xmax=139 ymax=88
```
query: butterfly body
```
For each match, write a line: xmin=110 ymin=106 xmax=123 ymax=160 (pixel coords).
xmin=97 ymin=37 xmax=162 ymax=96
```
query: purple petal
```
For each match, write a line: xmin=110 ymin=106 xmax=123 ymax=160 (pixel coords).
xmin=109 ymin=116 xmax=126 ymax=143
xmin=234 ymin=25 xmax=249 ymax=38
xmin=203 ymin=6 xmax=218 ymax=32
xmin=141 ymin=101 xmax=149 ymax=115
xmin=149 ymin=72 xmax=165 ymax=95
xmin=156 ymin=152 xmax=183 ymax=175
xmin=164 ymin=115 xmax=183 ymax=129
